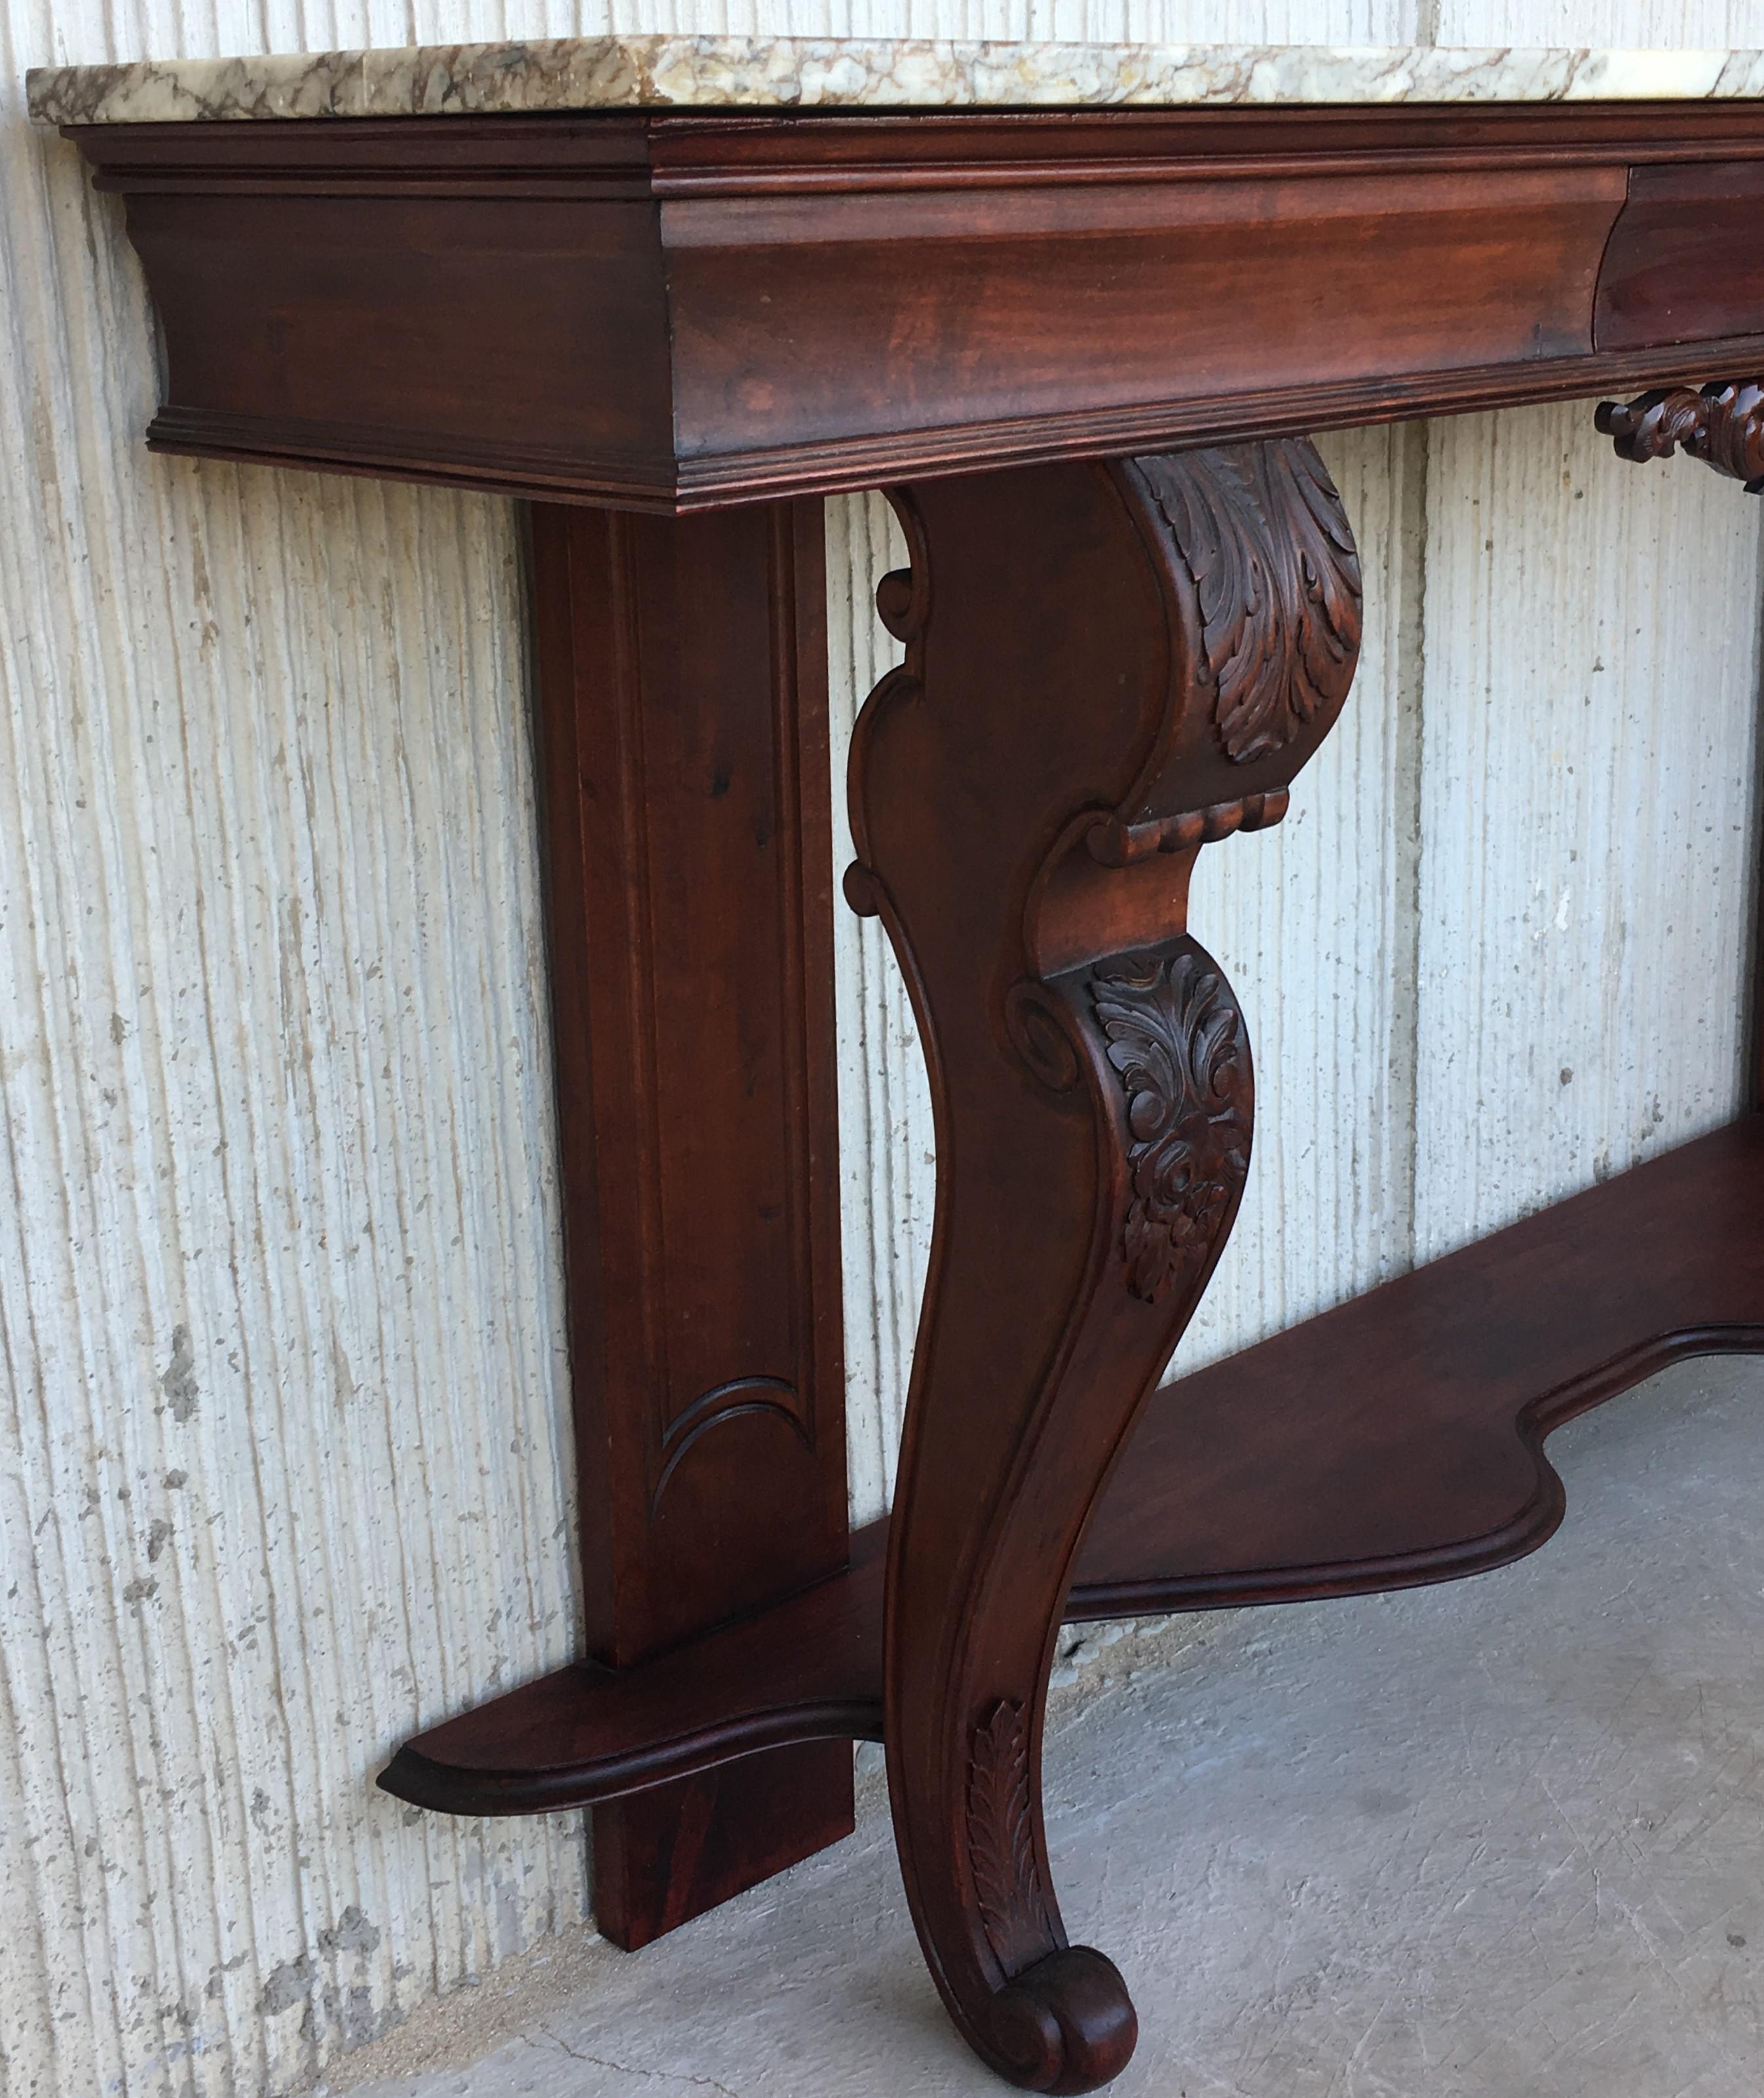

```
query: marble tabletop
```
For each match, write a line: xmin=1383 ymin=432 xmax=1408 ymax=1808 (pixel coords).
xmin=27 ymin=37 xmax=1764 ymax=127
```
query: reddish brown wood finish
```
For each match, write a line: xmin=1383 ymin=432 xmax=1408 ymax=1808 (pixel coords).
xmin=380 ymin=1112 xmax=1764 ymax=1801
xmin=1080 ymin=1113 xmax=1764 ymax=1614
xmin=1596 ymin=162 xmax=1764 ymax=350
xmin=527 ymin=501 xmax=852 ymax=1945
xmin=1596 ymin=375 xmax=1764 ymax=489
xmin=833 ymin=442 xmax=1360 ymax=2089
xmin=66 ymin=101 xmax=1764 ymax=510
xmin=381 ymin=1522 xmax=890 ymax=1815
xmin=592 ymin=1742 xmax=854 ymax=1951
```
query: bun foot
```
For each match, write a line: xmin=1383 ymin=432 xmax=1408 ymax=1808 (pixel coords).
xmin=989 ymin=1946 xmax=1139 ymax=2093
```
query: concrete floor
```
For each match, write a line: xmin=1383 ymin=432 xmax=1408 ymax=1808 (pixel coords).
xmin=327 ymin=1356 xmax=1764 ymax=2098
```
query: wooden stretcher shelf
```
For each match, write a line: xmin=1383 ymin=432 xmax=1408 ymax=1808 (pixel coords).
xmin=382 ymin=1115 xmax=1764 ymax=1816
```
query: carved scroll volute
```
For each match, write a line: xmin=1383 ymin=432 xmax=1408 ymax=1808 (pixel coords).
xmin=845 ymin=445 xmax=1358 ymax=2093
xmin=1089 ymin=442 xmax=1359 ymax=853
xmin=1596 ymin=379 xmax=1764 ymax=492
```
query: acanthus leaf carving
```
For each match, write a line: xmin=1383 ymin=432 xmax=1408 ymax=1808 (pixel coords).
xmin=1596 ymin=379 xmax=1764 ymax=493
xmin=1090 ymin=949 xmax=1250 ymax=1306
xmin=1137 ymin=439 xmax=1362 ymax=765
xmin=966 ymin=1698 xmax=1055 ymax=1979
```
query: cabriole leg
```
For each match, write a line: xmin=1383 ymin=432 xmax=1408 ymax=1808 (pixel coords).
xmin=846 ymin=443 xmax=1362 ymax=2089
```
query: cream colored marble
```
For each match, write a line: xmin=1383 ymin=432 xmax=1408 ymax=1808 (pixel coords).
xmin=27 ymin=36 xmax=1764 ymax=126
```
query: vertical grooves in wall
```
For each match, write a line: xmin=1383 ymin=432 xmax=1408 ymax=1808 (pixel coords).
xmin=1414 ymin=403 xmax=1762 ymax=1263
xmin=1 ymin=22 xmax=585 ymax=2094
xmin=825 ymin=491 xmax=930 ymax=1527
xmin=1391 ymin=418 xmax=1430 ymax=1265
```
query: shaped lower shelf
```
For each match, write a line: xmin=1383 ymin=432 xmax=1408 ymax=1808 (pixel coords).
xmin=381 ymin=1115 xmax=1764 ymax=1818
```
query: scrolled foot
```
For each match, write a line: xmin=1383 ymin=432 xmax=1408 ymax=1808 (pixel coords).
xmin=989 ymin=1947 xmax=1139 ymax=2094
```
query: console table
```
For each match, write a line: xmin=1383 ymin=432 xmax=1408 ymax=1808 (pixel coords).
xmin=30 ymin=36 xmax=1764 ymax=2092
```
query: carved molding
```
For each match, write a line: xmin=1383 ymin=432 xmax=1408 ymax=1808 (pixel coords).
xmin=1087 ymin=787 xmax=1290 ymax=868
xmin=966 ymin=1700 xmax=1055 ymax=1977
xmin=1596 ymin=379 xmax=1764 ymax=492
xmin=1135 ymin=439 xmax=1362 ymax=764
xmin=651 ymin=1375 xmax=810 ymax=1511
xmin=1090 ymin=949 xmax=1251 ymax=1306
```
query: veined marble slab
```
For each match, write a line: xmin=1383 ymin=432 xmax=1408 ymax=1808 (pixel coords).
xmin=26 ymin=37 xmax=1764 ymax=127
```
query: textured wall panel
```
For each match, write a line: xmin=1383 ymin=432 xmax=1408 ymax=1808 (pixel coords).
xmin=1440 ymin=0 xmax=1758 ymax=41
xmin=2 ymin=16 xmax=584 ymax=2098
xmin=1415 ymin=404 xmax=1763 ymax=1259
xmin=825 ymin=495 xmax=926 ymax=1527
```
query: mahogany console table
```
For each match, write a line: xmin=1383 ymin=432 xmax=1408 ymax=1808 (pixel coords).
xmin=31 ymin=36 xmax=1764 ymax=2091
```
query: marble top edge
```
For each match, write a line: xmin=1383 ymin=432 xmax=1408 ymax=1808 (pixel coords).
xmin=27 ymin=37 xmax=1764 ymax=126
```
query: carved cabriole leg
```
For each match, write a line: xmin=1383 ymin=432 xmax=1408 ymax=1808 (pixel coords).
xmin=846 ymin=443 xmax=1361 ymax=2090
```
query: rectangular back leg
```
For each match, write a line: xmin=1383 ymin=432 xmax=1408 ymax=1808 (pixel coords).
xmin=530 ymin=500 xmax=854 ymax=1947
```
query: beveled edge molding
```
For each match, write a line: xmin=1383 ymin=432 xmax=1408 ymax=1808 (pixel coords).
xmin=66 ymin=102 xmax=1764 ymax=200
xmin=138 ymin=339 xmax=1764 ymax=514
xmin=65 ymin=105 xmax=1764 ymax=512
xmin=677 ymin=340 xmax=1764 ymax=506
xmin=143 ymin=407 xmax=682 ymax=510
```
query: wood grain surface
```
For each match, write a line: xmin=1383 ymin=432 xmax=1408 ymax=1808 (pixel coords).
xmin=69 ymin=102 xmax=1764 ymax=509
xmin=528 ymin=500 xmax=853 ymax=1947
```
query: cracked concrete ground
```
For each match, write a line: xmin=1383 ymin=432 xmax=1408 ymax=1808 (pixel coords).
xmin=323 ymin=1355 xmax=1764 ymax=2098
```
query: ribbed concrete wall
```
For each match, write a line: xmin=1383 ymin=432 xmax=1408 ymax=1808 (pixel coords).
xmin=2 ymin=3 xmax=1760 ymax=2096
xmin=1 ymin=23 xmax=584 ymax=2096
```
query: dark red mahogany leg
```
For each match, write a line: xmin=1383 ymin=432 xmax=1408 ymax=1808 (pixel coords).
xmin=846 ymin=444 xmax=1362 ymax=2089
xmin=529 ymin=501 xmax=854 ymax=1947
